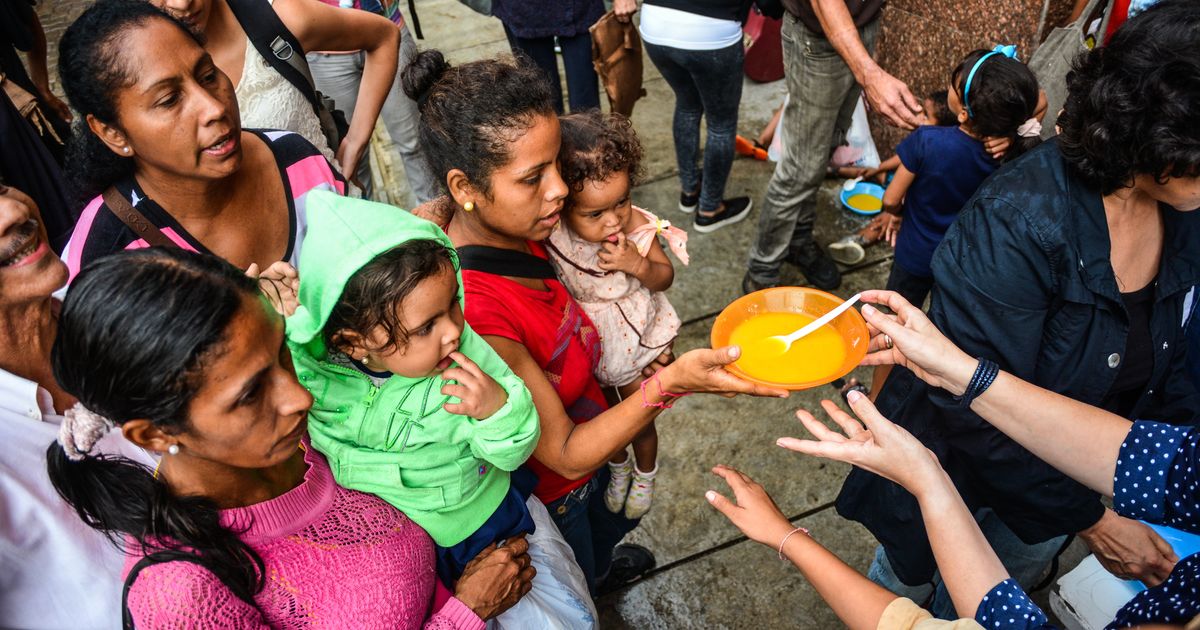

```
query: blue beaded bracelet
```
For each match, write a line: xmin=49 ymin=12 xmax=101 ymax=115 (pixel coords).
xmin=957 ymin=358 xmax=999 ymax=408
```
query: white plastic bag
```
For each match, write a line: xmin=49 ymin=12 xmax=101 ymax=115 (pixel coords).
xmin=488 ymin=497 xmax=598 ymax=629
xmin=842 ymin=96 xmax=881 ymax=169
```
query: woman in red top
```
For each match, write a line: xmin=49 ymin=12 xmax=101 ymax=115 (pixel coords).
xmin=402 ymin=50 xmax=787 ymax=593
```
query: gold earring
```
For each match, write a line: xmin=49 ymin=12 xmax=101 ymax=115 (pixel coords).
xmin=463 ymin=201 xmax=474 ymax=212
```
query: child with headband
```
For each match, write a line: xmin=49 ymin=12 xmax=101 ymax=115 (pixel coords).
xmin=880 ymin=46 xmax=1042 ymax=310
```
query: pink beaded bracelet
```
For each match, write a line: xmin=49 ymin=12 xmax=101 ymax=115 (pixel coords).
xmin=639 ymin=371 xmax=691 ymax=409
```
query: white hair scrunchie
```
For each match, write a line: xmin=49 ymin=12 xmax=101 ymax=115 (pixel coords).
xmin=58 ymin=403 xmax=114 ymax=461
xmin=1017 ymin=117 xmax=1042 ymax=138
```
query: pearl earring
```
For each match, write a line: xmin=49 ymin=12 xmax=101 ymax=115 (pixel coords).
xmin=463 ymin=201 xmax=474 ymax=212
xmin=360 ymin=355 xmax=372 ymax=368
xmin=123 ymin=147 xmax=130 ymax=154
xmin=167 ymin=444 xmax=180 ymax=455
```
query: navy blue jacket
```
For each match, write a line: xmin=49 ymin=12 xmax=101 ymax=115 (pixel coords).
xmin=837 ymin=140 xmax=1200 ymax=584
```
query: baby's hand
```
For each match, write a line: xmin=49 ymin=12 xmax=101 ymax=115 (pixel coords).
xmin=597 ymin=232 xmax=646 ymax=276
xmin=441 ymin=352 xmax=509 ymax=419
xmin=247 ymin=261 xmax=300 ymax=317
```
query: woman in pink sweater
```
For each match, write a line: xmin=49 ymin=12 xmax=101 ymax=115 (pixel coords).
xmin=46 ymin=247 xmax=534 ymax=628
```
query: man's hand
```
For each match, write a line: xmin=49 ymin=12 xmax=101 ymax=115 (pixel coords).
xmin=860 ymin=67 xmax=924 ymax=130
xmin=1080 ymin=509 xmax=1178 ymax=586
xmin=613 ymin=0 xmax=637 ymax=22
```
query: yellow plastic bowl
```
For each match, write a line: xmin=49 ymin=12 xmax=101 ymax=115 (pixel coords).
xmin=711 ymin=287 xmax=869 ymax=390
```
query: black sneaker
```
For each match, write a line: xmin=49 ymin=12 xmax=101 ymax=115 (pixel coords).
xmin=596 ymin=543 xmax=656 ymax=596
xmin=693 ymin=197 xmax=753 ymax=234
xmin=741 ymin=272 xmax=777 ymax=295
xmin=788 ymin=240 xmax=842 ymax=290
xmin=679 ymin=184 xmax=700 ymax=213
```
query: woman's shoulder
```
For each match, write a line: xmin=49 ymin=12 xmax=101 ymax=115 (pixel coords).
xmin=957 ymin=142 xmax=1082 ymax=245
xmin=248 ymin=129 xmax=346 ymax=194
xmin=125 ymin=555 xmax=265 ymax=627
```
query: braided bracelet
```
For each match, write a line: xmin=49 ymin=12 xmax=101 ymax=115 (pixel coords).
xmin=956 ymin=358 xmax=999 ymax=408
xmin=778 ymin=527 xmax=810 ymax=560
xmin=640 ymin=371 xmax=691 ymax=409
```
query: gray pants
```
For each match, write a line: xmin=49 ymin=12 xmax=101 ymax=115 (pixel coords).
xmin=746 ymin=15 xmax=878 ymax=285
xmin=867 ymin=508 xmax=1067 ymax=619
xmin=308 ymin=23 xmax=439 ymax=206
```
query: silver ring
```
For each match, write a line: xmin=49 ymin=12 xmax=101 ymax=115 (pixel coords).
xmin=884 ymin=334 xmax=894 ymax=350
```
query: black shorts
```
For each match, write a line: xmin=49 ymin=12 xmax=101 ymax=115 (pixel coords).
xmin=885 ymin=262 xmax=934 ymax=310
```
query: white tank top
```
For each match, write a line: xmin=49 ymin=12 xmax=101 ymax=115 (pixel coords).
xmin=639 ymin=4 xmax=743 ymax=51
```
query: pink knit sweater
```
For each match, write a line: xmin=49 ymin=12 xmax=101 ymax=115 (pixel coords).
xmin=124 ymin=441 xmax=485 ymax=629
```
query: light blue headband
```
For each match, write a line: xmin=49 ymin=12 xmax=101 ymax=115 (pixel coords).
xmin=962 ymin=44 xmax=1018 ymax=118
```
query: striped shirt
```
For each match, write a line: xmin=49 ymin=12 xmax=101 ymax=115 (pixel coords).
xmin=63 ymin=129 xmax=345 ymax=280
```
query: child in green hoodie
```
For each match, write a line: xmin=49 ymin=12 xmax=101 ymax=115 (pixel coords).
xmin=287 ymin=192 xmax=596 ymax=626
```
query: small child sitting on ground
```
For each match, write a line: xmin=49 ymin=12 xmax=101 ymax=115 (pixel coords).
xmin=287 ymin=191 xmax=595 ymax=626
xmin=545 ymin=111 xmax=689 ymax=520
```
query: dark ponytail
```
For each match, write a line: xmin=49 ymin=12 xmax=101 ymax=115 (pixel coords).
xmin=400 ymin=48 xmax=556 ymax=196
xmin=48 ymin=248 xmax=265 ymax=603
xmin=58 ymin=0 xmax=199 ymax=204
xmin=951 ymin=50 xmax=1042 ymax=162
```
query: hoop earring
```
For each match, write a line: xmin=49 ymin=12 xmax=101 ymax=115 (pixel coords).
xmin=167 ymin=444 xmax=180 ymax=455
xmin=463 ymin=201 xmax=474 ymax=212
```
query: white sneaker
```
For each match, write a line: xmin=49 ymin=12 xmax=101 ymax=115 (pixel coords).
xmin=604 ymin=455 xmax=634 ymax=513
xmin=624 ymin=465 xmax=657 ymax=519
xmin=827 ymin=236 xmax=866 ymax=265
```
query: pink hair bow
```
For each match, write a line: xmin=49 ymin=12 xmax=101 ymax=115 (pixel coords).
xmin=626 ymin=207 xmax=690 ymax=266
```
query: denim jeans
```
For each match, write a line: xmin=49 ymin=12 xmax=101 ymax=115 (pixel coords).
xmin=544 ymin=466 xmax=641 ymax=593
xmin=746 ymin=15 xmax=879 ymax=285
xmin=307 ymin=23 xmax=440 ymax=206
xmin=503 ymin=27 xmax=599 ymax=114
xmin=644 ymin=40 xmax=744 ymax=213
xmin=867 ymin=508 xmax=1067 ymax=619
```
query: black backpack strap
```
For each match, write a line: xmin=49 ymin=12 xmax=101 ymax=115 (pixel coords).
xmin=122 ymin=552 xmax=210 ymax=630
xmin=455 ymin=245 xmax=557 ymax=280
xmin=224 ymin=0 xmax=321 ymax=115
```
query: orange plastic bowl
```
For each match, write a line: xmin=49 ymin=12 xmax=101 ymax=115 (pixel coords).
xmin=710 ymin=287 xmax=869 ymax=390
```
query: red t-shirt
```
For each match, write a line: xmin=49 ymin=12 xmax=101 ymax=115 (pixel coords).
xmin=462 ymin=241 xmax=607 ymax=502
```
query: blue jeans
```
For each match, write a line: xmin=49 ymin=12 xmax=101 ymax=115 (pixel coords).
xmin=867 ymin=508 xmax=1067 ymax=619
xmin=503 ymin=27 xmax=599 ymax=114
xmin=644 ymin=40 xmax=744 ymax=213
xmin=544 ymin=466 xmax=640 ymax=593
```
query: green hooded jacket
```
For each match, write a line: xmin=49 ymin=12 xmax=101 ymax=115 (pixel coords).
xmin=286 ymin=191 xmax=540 ymax=547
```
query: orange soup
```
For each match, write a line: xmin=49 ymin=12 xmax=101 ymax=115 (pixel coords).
xmin=729 ymin=312 xmax=847 ymax=384
xmin=846 ymin=193 xmax=882 ymax=212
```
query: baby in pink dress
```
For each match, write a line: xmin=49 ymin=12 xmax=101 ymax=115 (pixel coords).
xmin=546 ymin=111 xmax=689 ymax=519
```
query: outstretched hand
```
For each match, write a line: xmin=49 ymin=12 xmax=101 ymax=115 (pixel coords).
xmin=777 ymin=393 xmax=943 ymax=494
xmin=665 ymin=346 xmax=789 ymax=399
xmin=857 ymin=290 xmax=975 ymax=396
xmin=705 ymin=465 xmax=795 ymax=547
xmin=861 ymin=68 xmax=924 ymax=130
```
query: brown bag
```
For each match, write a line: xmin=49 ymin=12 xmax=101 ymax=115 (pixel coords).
xmin=589 ymin=12 xmax=646 ymax=117
xmin=0 ymin=72 xmax=63 ymax=146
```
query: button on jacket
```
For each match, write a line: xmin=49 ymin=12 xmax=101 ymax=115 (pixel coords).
xmin=837 ymin=140 xmax=1200 ymax=584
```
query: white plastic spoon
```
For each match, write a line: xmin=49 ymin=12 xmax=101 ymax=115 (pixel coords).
xmin=842 ymin=175 xmax=864 ymax=192
xmin=760 ymin=293 xmax=862 ymax=356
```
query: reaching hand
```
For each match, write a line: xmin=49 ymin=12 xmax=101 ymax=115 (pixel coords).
xmin=454 ymin=535 xmax=536 ymax=620
xmin=40 ymin=92 xmax=73 ymax=123
xmin=247 ymin=261 xmax=300 ymax=317
xmin=880 ymin=213 xmax=901 ymax=248
xmin=441 ymin=352 xmax=509 ymax=419
xmin=597 ymin=232 xmax=646 ymax=276
xmin=662 ymin=346 xmax=789 ymax=399
xmin=857 ymin=290 xmax=976 ymax=396
xmin=1079 ymin=509 xmax=1178 ymax=585
xmin=705 ymin=465 xmax=796 ymax=547
xmin=777 ymin=393 xmax=944 ymax=494
xmin=982 ymin=136 xmax=1012 ymax=160
xmin=335 ymin=134 xmax=369 ymax=184
xmin=861 ymin=67 xmax=924 ymax=130
xmin=613 ymin=0 xmax=638 ymax=22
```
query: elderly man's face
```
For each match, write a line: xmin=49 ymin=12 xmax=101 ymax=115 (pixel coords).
xmin=0 ymin=186 xmax=67 ymax=305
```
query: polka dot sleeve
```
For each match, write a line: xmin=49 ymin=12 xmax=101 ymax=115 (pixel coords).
xmin=1113 ymin=421 xmax=1198 ymax=532
xmin=973 ymin=579 xmax=1053 ymax=629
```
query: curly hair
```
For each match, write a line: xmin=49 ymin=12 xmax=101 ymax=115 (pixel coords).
xmin=324 ymin=239 xmax=457 ymax=355
xmin=557 ymin=110 xmax=644 ymax=210
xmin=400 ymin=49 xmax=556 ymax=197
xmin=1057 ymin=0 xmax=1200 ymax=195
